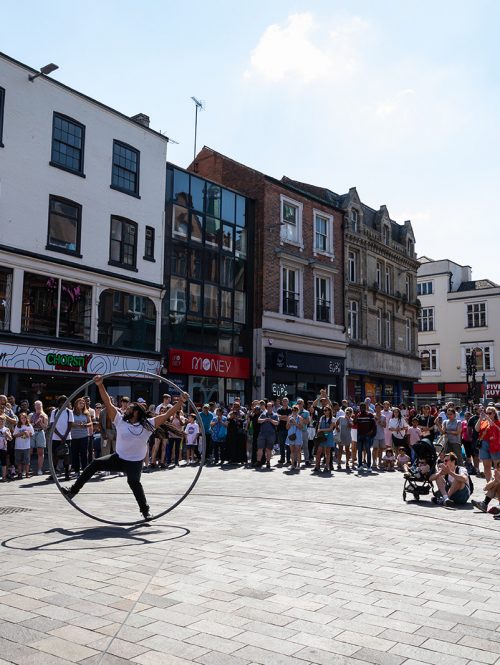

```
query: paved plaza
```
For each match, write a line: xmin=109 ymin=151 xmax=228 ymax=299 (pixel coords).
xmin=0 ymin=464 xmax=499 ymax=665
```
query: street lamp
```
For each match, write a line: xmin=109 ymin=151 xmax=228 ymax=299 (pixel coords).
xmin=29 ymin=63 xmax=59 ymax=82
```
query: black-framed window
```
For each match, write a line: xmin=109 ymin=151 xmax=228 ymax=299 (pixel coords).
xmin=98 ymin=289 xmax=155 ymax=351
xmin=109 ymin=216 xmax=138 ymax=270
xmin=144 ymin=226 xmax=155 ymax=261
xmin=47 ymin=195 xmax=82 ymax=256
xmin=0 ymin=87 xmax=5 ymax=147
xmin=51 ymin=113 xmax=85 ymax=175
xmin=111 ymin=140 xmax=140 ymax=197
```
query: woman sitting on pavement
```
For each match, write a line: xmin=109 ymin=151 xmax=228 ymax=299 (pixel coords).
xmin=430 ymin=451 xmax=471 ymax=507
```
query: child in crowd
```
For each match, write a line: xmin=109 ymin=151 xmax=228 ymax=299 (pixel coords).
xmin=382 ymin=447 xmax=396 ymax=471
xmin=407 ymin=417 xmax=423 ymax=461
xmin=0 ymin=414 xmax=12 ymax=482
xmin=396 ymin=447 xmax=411 ymax=471
xmin=13 ymin=412 xmax=34 ymax=479
xmin=184 ymin=413 xmax=200 ymax=465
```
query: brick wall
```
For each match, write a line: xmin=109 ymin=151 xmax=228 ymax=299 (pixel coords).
xmin=193 ymin=148 xmax=344 ymax=328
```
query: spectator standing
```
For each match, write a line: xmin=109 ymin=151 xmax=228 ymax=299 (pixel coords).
xmin=313 ymin=405 xmax=336 ymax=474
xmin=155 ymin=394 xmax=172 ymax=414
xmin=336 ymin=407 xmax=353 ymax=471
xmin=210 ymin=407 xmax=228 ymax=465
xmin=417 ymin=404 xmax=436 ymax=441
xmin=225 ymin=401 xmax=247 ymax=464
xmin=442 ymin=407 xmax=463 ymax=464
xmin=296 ymin=398 xmax=311 ymax=466
xmin=71 ymin=397 xmax=92 ymax=477
xmin=372 ymin=403 xmax=387 ymax=470
xmin=475 ymin=406 xmax=500 ymax=482
xmin=388 ymin=407 xmax=409 ymax=455
xmin=29 ymin=400 xmax=48 ymax=475
xmin=49 ymin=396 xmax=73 ymax=481
xmin=286 ymin=405 xmax=303 ymax=472
xmin=276 ymin=397 xmax=292 ymax=465
xmin=256 ymin=402 xmax=278 ymax=470
xmin=13 ymin=412 xmax=34 ymax=479
xmin=0 ymin=414 xmax=12 ymax=481
xmin=354 ymin=403 xmax=377 ymax=472
xmin=199 ymin=404 xmax=215 ymax=463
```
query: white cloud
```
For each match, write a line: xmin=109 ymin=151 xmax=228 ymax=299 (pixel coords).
xmin=245 ymin=12 xmax=367 ymax=84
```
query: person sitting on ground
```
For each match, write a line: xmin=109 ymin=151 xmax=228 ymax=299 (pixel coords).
xmin=430 ymin=452 xmax=471 ymax=507
xmin=396 ymin=447 xmax=411 ymax=471
xmin=472 ymin=460 xmax=500 ymax=514
xmin=381 ymin=447 xmax=395 ymax=471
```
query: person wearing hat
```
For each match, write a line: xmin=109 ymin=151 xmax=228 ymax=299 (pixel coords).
xmin=137 ymin=397 xmax=146 ymax=404
xmin=199 ymin=403 xmax=215 ymax=463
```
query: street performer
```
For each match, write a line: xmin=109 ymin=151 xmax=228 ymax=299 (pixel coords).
xmin=61 ymin=375 xmax=189 ymax=520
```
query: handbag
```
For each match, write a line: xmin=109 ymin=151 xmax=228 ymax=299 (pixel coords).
xmin=315 ymin=432 xmax=327 ymax=444
xmin=289 ymin=433 xmax=297 ymax=441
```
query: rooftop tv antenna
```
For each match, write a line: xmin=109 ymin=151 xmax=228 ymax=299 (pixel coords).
xmin=191 ymin=96 xmax=204 ymax=161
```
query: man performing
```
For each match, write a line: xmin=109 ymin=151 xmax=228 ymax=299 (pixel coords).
xmin=61 ymin=375 xmax=189 ymax=520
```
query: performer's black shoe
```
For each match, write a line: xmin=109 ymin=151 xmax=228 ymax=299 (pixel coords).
xmin=141 ymin=507 xmax=153 ymax=521
xmin=61 ymin=486 xmax=77 ymax=499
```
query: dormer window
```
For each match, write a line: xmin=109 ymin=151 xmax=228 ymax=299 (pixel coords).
xmin=407 ymin=239 xmax=414 ymax=256
xmin=350 ymin=209 xmax=359 ymax=232
xmin=383 ymin=225 xmax=390 ymax=245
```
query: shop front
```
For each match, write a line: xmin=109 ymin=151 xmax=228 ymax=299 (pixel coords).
xmin=265 ymin=348 xmax=344 ymax=404
xmin=0 ymin=341 xmax=161 ymax=406
xmin=167 ymin=348 xmax=251 ymax=406
xmin=346 ymin=373 xmax=414 ymax=405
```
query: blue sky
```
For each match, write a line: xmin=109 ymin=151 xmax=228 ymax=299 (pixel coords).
xmin=3 ymin=0 xmax=500 ymax=281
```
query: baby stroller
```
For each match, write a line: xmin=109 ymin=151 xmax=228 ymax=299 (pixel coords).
xmin=402 ymin=438 xmax=439 ymax=503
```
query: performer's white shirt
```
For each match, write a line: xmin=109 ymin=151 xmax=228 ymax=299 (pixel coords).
xmin=114 ymin=412 xmax=155 ymax=462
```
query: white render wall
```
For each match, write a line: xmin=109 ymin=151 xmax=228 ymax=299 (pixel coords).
xmin=0 ymin=55 xmax=167 ymax=284
xmin=417 ymin=259 xmax=500 ymax=384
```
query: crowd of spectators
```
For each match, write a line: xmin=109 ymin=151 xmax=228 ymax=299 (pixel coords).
xmin=1 ymin=389 xmax=499 ymax=517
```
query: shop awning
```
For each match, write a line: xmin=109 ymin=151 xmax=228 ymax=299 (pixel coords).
xmin=444 ymin=383 xmax=467 ymax=393
xmin=414 ymin=383 xmax=439 ymax=394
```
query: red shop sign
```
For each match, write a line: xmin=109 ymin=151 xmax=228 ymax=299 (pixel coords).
xmin=168 ymin=349 xmax=251 ymax=379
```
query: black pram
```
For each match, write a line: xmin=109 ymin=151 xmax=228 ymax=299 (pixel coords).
xmin=402 ymin=438 xmax=439 ymax=503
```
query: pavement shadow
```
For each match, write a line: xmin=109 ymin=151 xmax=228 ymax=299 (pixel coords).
xmin=1 ymin=523 xmax=190 ymax=551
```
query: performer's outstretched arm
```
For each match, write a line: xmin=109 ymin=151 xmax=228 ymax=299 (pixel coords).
xmin=153 ymin=393 xmax=189 ymax=427
xmin=94 ymin=375 xmax=118 ymax=422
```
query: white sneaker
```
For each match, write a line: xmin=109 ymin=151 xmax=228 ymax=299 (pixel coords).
xmin=37 ymin=470 xmax=43 ymax=476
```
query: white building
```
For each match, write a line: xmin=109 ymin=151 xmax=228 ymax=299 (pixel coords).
xmin=416 ymin=256 xmax=500 ymax=403
xmin=0 ymin=52 xmax=169 ymax=403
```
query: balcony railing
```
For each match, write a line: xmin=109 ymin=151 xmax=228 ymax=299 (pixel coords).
xmin=283 ymin=292 xmax=299 ymax=317
xmin=316 ymin=300 xmax=330 ymax=322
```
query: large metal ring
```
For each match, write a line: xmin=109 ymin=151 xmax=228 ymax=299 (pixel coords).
xmin=47 ymin=371 xmax=205 ymax=526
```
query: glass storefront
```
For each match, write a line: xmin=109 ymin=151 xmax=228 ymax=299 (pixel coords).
xmin=98 ymin=289 xmax=156 ymax=351
xmin=164 ymin=164 xmax=251 ymax=359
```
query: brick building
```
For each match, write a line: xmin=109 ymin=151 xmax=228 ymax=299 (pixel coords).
xmin=192 ymin=147 xmax=347 ymax=403
xmin=280 ymin=181 xmax=421 ymax=404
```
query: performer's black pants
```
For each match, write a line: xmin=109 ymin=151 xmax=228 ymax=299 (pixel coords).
xmin=71 ymin=453 xmax=148 ymax=512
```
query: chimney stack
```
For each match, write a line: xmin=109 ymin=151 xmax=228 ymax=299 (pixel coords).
xmin=130 ymin=113 xmax=150 ymax=128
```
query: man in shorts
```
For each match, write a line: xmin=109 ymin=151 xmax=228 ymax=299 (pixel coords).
xmin=430 ymin=452 xmax=470 ymax=507
xmin=256 ymin=402 xmax=278 ymax=470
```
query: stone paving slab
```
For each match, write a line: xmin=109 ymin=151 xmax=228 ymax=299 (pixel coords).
xmin=1 ymin=463 xmax=500 ymax=665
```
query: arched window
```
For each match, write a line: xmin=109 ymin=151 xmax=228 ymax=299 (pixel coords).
xmin=98 ymin=289 xmax=156 ymax=351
